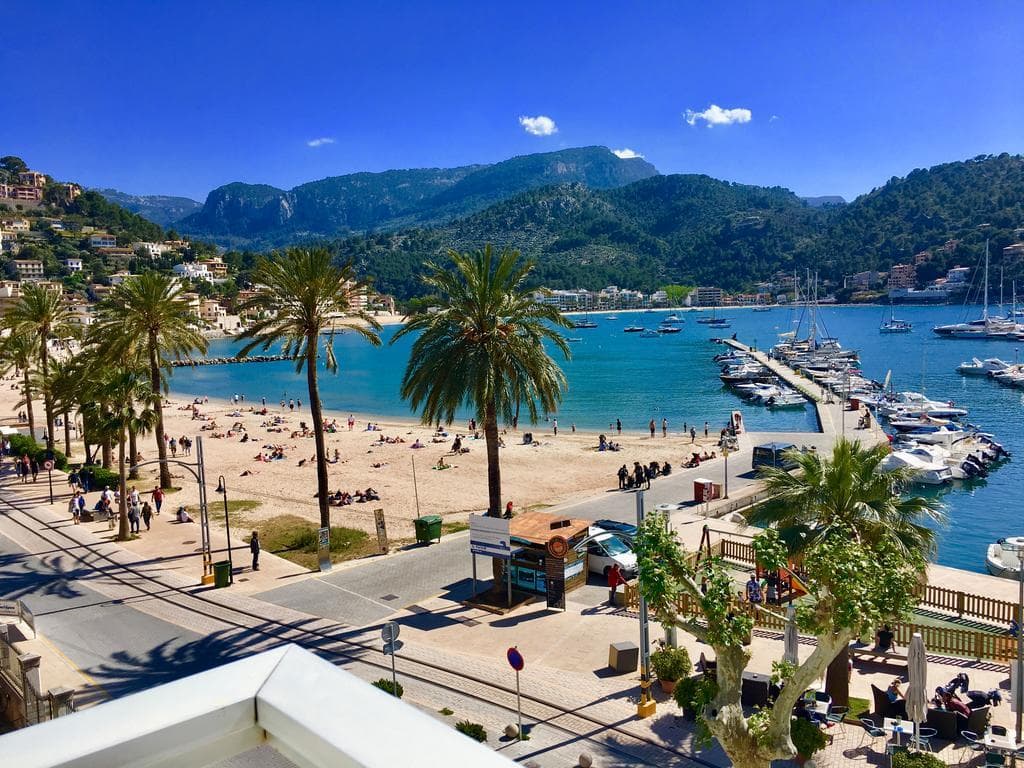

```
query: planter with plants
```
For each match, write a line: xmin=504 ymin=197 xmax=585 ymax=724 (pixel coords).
xmin=890 ymin=752 xmax=944 ymax=768
xmin=673 ymin=674 xmax=718 ymax=721
xmin=790 ymin=717 xmax=827 ymax=765
xmin=650 ymin=644 xmax=691 ymax=693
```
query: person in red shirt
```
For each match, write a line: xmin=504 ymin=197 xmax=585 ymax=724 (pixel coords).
xmin=607 ymin=563 xmax=623 ymax=605
xmin=151 ymin=486 xmax=164 ymax=516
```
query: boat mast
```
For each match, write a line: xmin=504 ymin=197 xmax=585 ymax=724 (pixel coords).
xmin=983 ymin=238 xmax=990 ymax=322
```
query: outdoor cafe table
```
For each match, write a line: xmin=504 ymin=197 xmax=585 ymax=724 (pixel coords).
xmin=883 ymin=718 xmax=915 ymax=747
xmin=984 ymin=730 xmax=1020 ymax=753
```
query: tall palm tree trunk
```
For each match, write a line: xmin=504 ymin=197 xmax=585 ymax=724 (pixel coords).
xmin=62 ymin=410 xmax=71 ymax=457
xmin=40 ymin=340 xmax=55 ymax=452
xmin=305 ymin=335 xmax=331 ymax=533
xmin=117 ymin=434 xmax=129 ymax=541
xmin=484 ymin=401 xmax=505 ymax=589
xmin=148 ymin=336 xmax=172 ymax=488
xmin=484 ymin=401 xmax=502 ymax=517
xmin=128 ymin=426 xmax=139 ymax=480
xmin=102 ymin=437 xmax=112 ymax=469
xmin=21 ymin=369 xmax=35 ymax=439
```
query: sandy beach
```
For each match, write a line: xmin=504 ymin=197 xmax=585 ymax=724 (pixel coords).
xmin=0 ymin=374 xmax=724 ymax=539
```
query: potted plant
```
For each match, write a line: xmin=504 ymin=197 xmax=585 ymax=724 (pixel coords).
xmin=650 ymin=644 xmax=691 ymax=693
xmin=790 ymin=717 xmax=827 ymax=766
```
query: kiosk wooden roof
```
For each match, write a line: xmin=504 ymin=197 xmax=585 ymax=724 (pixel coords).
xmin=510 ymin=511 xmax=592 ymax=545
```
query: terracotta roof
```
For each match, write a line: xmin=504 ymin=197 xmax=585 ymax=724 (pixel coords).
xmin=510 ymin=511 xmax=592 ymax=545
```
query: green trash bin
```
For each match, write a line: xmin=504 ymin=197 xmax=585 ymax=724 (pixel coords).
xmin=413 ymin=515 xmax=443 ymax=544
xmin=213 ymin=560 xmax=232 ymax=588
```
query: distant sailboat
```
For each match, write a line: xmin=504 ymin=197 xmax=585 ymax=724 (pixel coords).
xmin=880 ymin=301 xmax=912 ymax=333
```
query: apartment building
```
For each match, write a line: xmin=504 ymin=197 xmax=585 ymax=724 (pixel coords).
xmin=887 ymin=263 xmax=917 ymax=289
xmin=89 ymin=233 xmax=117 ymax=249
xmin=13 ymin=260 xmax=44 ymax=281
xmin=695 ymin=286 xmax=724 ymax=307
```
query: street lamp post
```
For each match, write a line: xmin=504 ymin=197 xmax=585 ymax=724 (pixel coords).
xmin=1013 ymin=540 xmax=1024 ymax=745
xmin=214 ymin=475 xmax=234 ymax=584
xmin=129 ymin=435 xmax=217 ymax=586
xmin=635 ymin=489 xmax=656 ymax=718
xmin=723 ymin=445 xmax=730 ymax=499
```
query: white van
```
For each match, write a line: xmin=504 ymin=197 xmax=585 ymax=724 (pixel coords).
xmin=586 ymin=532 xmax=637 ymax=579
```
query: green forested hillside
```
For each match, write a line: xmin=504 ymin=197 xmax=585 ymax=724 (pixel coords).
xmin=178 ymin=147 xmax=659 ymax=246
xmin=333 ymin=154 xmax=1024 ymax=300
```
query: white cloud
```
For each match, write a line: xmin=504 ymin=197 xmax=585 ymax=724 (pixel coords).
xmin=518 ymin=115 xmax=558 ymax=136
xmin=769 ymin=114 xmax=780 ymax=123
xmin=306 ymin=137 xmax=336 ymax=148
xmin=611 ymin=148 xmax=644 ymax=159
xmin=684 ymin=104 xmax=753 ymax=127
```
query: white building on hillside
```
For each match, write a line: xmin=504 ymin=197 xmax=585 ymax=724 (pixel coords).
xmin=173 ymin=262 xmax=210 ymax=280
xmin=63 ymin=257 xmax=83 ymax=273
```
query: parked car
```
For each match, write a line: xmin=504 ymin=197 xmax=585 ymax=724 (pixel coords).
xmin=586 ymin=533 xmax=637 ymax=579
xmin=594 ymin=519 xmax=638 ymax=538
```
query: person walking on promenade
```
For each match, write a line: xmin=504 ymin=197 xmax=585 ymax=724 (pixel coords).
xmin=250 ymin=531 xmax=261 ymax=571
xmin=662 ymin=418 xmax=668 ymax=437
xmin=607 ymin=562 xmax=623 ymax=605
xmin=649 ymin=419 xmax=656 ymax=438
xmin=141 ymin=502 xmax=153 ymax=531
xmin=151 ymin=486 xmax=164 ymax=516
xmin=15 ymin=455 xmax=24 ymax=482
xmin=617 ymin=464 xmax=628 ymax=490
xmin=69 ymin=491 xmax=81 ymax=524
xmin=68 ymin=467 xmax=81 ymax=491
xmin=30 ymin=456 xmax=38 ymax=482
xmin=128 ymin=503 xmax=140 ymax=534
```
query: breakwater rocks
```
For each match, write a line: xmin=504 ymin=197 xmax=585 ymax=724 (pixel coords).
xmin=171 ymin=354 xmax=288 ymax=367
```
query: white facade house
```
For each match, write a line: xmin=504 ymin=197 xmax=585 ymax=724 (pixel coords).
xmin=4 ymin=218 xmax=30 ymax=233
xmin=173 ymin=262 xmax=211 ymax=280
xmin=63 ymin=258 xmax=83 ymax=273
xmin=134 ymin=241 xmax=171 ymax=259
xmin=0 ymin=644 xmax=515 ymax=768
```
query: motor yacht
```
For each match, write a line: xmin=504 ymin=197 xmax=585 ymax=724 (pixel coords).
xmin=878 ymin=451 xmax=953 ymax=485
xmin=956 ymin=357 xmax=1010 ymax=376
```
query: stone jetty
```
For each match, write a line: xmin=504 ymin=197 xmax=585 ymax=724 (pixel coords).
xmin=171 ymin=354 xmax=288 ymax=367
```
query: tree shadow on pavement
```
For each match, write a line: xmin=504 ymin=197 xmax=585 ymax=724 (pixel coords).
xmin=88 ymin=619 xmax=371 ymax=699
xmin=0 ymin=552 xmax=91 ymax=601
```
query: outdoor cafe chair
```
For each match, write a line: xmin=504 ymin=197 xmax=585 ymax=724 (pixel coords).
xmin=985 ymin=751 xmax=1006 ymax=767
xmin=961 ymin=731 xmax=985 ymax=763
xmin=859 ymin=717 xmax=886 ymax=749
xmin=826 ymin=705 xmax=848 ymax=730
xmin=915 ymin=726 xmax=937 ymax=752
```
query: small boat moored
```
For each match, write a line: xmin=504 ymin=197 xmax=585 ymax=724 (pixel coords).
xmin=986 ymin=536 xmax=1024 ymax=579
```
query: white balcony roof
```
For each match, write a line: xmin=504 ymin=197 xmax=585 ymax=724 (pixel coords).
xmin=1 ymin=644 xmax=515 ymax=768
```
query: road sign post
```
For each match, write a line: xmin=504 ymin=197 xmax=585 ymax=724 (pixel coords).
xmin=44 ymin=458 xmax=54 ymax=504
xmin=382 ymin=622 xmax=402 ymax=695
xmin=317 ymin=526 xmax=331 ymax=572
xmin=506 ymin=647 xmax=524 ymax=740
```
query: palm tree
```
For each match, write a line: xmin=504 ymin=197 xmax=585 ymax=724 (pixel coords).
xmin=0 ymin=334 xmax=37 ymax=438
xmin=747 ymin=438 xmax=945 ymax=704
xmin=92 ymin=272 xmax=207 ymax=489
xmin=4 ymin=283 xmax=77 ymax=451
xmin=392 ymin=246 xmax=572 ymax=521
xmin=238 ymin=248 xmax=381 ymax=541
xmin=46 ymin=357 xmax=80 ymax=458
xmin=81 ymin=365 xmax=156 ymax=540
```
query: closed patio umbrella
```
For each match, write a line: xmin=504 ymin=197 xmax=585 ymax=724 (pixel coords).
xmin=906 ymin=632 xmax=928 ymax=748
xmin=783 ymin=605 xmax=799 ymax=665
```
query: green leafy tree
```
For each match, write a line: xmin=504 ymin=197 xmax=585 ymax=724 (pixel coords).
xmin=635 ymin=517 xmax=924 ymax=768
xmin=92 ymin=272 xmax=208 ymax=488
xmin=746 ymin=439 xmax=944 ymax=704
xmin=81 ymin=366 xmax=157 ymax=540
xmin=238 ymin=248 xmax=381 ymax=542
xmin=3 ymin=284 xmax=78 ymax=451
xmin=392 ymin=245 xmax=571 ymax=585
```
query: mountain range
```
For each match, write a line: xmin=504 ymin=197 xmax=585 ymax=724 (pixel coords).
xmin=94 ymin=148 xmax=1024 ymax=300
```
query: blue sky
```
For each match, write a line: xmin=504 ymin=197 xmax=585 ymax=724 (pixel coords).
xmin=3 ymin=1 xmax=1022 ymax=202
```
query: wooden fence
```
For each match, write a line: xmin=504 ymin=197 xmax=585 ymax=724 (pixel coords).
xmin=714 ymin=536 xmax=1019 ymax=625
xmin=622 ymin=582 xmax=1017 ymax=664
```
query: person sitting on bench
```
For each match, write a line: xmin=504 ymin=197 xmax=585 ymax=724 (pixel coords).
xmin=874 ymin=625 xmax=896 ymax=653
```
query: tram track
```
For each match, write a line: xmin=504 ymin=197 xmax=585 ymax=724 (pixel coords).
xmin=0 ymin=486 xmax=721 ymax=767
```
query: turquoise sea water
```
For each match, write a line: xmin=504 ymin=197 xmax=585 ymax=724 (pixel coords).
xmin=169 ymin=304 xmax=1024 ymax=574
